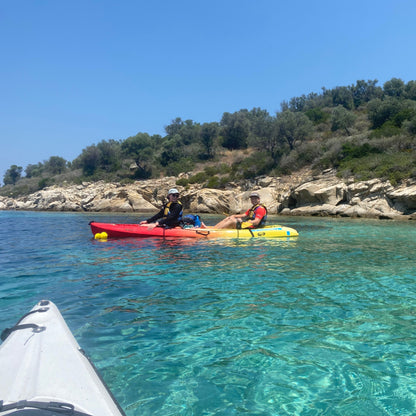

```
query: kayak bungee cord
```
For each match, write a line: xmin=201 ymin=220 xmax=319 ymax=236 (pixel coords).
xmin=0 ymin=304 xmax=49 ymax=342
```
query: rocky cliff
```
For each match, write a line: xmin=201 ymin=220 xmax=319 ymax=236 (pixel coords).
xmin=1 ymin=170 xmax=416 ymax=220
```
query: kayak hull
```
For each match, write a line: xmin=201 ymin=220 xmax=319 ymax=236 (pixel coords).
xmin=0 ymin=300 xmax=125 ymax=416
xmin=90 ymin=221 xmax=299 ymax=239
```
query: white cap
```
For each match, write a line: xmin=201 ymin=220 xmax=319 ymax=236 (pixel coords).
xmin=168 ymin=188 xmax=179 ymax=196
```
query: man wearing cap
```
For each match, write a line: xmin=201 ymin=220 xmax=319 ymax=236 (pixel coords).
xmin=140 ymin=188 xmax=183 ymax=229
xmin=214 ymin=191 xmax=268 ymax=229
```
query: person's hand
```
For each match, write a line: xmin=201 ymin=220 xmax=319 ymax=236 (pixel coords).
xmin=139 ymin=220 xmax=147 ymax=225
xmin=147 ymin=222 xmax=158 ymax=229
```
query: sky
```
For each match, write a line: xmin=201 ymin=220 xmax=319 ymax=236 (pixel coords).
xmin=1 ymin=0 xmax=416 ymax=184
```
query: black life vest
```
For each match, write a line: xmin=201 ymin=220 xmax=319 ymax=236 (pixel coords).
xmin=163 ymin=201 xmax=183 ymax=221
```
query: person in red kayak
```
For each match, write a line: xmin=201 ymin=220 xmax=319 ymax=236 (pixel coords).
xmin=140 ymin=188 xmax=183 ymax=229
xmin=214 ymin=191 xmax=268 ymax=229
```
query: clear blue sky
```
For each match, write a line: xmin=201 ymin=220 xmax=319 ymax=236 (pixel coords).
xmin=1 ymin=0 xmax=416 ymax=184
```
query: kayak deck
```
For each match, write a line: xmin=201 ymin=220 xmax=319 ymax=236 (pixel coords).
xmin=90 ymin=221 xmax=299 ymax=239
xmin=0 ymin=300 xmax=125 ymax=416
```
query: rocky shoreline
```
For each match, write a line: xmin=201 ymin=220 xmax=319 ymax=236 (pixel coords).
xmin=1 ymin=170 xmax=416 ymax=220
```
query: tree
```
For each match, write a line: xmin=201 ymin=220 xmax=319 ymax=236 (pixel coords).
xmin=259 ymin=122 xmax=282 ymax=163
xmin=220 ymin=110 xmax=250 ymax=149
xmin=159 ymin=135 xmax=183 ymax=166
xmin=331 ymin=86 xmax=354 ymax=110
xmin=25 ymin=162 xmax=43 ymax=178
xmin=367 ymin=97 xmax=409 ymax=129
xmin=351 ymin=79 xmax=382 ymax=107
xmin=165 ymin=117 xmax=184 ymax=137
xmin=165 ymin=118 xmax=201 ymax=147
xmin=247 ymin=109 xmax=282 ymax=163
xmin=287 ymin=95 xmax=307 ymax=112
xmin=404 ymin=115 xmax=416 ymax=135
xmin=3 ymin=165 xmax=23 ymax=185
xmin=383 ymin=78 xmax=405 ymax=98
xmin=331 ymin=106 xmax=357 ymax=135
xmin=178 ymin=120 xmax=201 ymax=145
xmin=247 ymin=108 xmax=271 ymax=131
xmin=96 ymin=140 xmax=121 ymax=172
xmin=44 ymin=156 xmax=67 ymax=174
xmin=275 ymin=110 xmax=313 ymax=151
xmin=200 ymin=122 xmax=219 ymax=159
xmin=121 ymin=133 xmax=154 ymax=178
xmin=305 ymin=107 xmax=329 ymax=124
xmin=75 ymin=145 xmax=101 ymax=176
xmin=405 ymin=80 xmax=416 ymax=100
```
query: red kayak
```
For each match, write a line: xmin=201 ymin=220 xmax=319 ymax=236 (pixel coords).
xmin=89 ymin=221 xmax=299 ymax=239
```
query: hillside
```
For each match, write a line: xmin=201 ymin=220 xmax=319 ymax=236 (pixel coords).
xmin=2 ymin=78 xmax=416 ymax=198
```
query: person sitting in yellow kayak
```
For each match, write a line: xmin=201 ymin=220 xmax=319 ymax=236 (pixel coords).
xmin=214 ymin=192 xmax=268 ymax=229
xmin=140 ymin=188 xmax=183 ymax=229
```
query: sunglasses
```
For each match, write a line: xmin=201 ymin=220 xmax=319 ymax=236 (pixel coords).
xmin=170 ymin=194 xmax=180 ymax=197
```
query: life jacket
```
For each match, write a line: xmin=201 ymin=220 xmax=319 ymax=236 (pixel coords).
xmin=163 ymin=201 xmax=183 ymax=222
xmin=247 ymin=203 xmax=267 ymax=227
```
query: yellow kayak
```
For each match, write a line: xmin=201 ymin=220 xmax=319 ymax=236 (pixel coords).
xmin=205 ymin=224 xmax=299 ymax=239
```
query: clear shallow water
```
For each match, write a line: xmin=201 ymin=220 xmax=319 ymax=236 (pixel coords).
xmin=1 ymin=211 xmax=416 ymax=415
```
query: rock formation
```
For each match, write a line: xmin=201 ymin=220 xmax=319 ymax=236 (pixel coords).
xmin=1 ymin=170 xmax=416 ymax=219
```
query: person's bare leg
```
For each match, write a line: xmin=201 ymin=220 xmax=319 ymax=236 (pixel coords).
xmin=215 ymin=216 xmax=238 ymax=229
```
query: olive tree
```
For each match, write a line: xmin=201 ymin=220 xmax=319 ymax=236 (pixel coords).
xmin=96 ymin=140 xmax=121 ymax=172
xmin=25 ymin=163 xmax=43 ymax=178
xmin=248 ymin=110 xmax=281 ymax=162
xmin=121 ymin=133 xmax=154 ymax=178
xmin=3 ymin=165 xmax=23 ymax=185
xmin=275 ymin=110 xmax=313 ymax=151
xmin=200 ymin=122 xmax=219 ymax=159
xmin=331 ymin=106 xmax=357 ymax=135
xmin=220 ymin=111 xmax=250 ymax=149
xmin=44 ymin=156 xmax=67 ymax=174
xmin=383 ymin=78 xmax=405 ymax=98
xmin=351 ymin=79 xmax=382 ymax=107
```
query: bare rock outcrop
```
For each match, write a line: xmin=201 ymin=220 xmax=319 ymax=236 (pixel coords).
xmin=1 ymin=170 xmax=416 ymax=219
xmin=281 ymin=171 xmax=415 ymax=219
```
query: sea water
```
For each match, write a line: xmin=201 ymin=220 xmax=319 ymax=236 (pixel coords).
xmin=0 ymin=211 xmax=416 ymax=416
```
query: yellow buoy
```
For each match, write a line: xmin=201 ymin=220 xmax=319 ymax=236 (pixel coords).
xmin=94 ymin=232 xmax=108 ymax=240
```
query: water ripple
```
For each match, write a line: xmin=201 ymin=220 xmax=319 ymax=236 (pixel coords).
xmin=1 ymin=213 xmax=416 ymax=415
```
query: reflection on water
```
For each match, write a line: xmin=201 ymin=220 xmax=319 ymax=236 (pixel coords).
xmin=1 ymin=212 xmax=416 ymax=415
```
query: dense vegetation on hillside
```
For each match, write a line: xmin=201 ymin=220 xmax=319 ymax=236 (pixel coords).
xmin=2 ymin=77 xmax=416 ymax=197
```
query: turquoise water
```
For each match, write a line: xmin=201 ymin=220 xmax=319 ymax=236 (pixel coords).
xmin=1 ymin=211 xmax=416 ymax=415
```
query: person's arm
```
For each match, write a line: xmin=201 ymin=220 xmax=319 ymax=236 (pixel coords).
xmin=141 ymin=208 xmax=164 ymax=225
xmin=241 ymin=206 xmax=266 ymax=228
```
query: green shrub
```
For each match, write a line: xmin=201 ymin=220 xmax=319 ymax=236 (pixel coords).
xmin=341 ymin=142 xmax=379 ymax=161
xmin=339 ymin=152 xmax=415 ymax=184
xmin=229 ymin=152 xmax=272 ymax=179
xmin=188 ymin=172 xmax=207 ymax=184
xmin=176 ymin=178 xmax=189 ymax=186
xmin=165 ymin=159 xmax=195 ymax=176
xmin=38 ymin=178 xmax=54 ymax=190
xmin=203 ymin=166 xmax=218 ymax=176
xmin=305 ymin=107 xmax=330 ymax=124
xmin=370 ymin=121 xmax=402 ymax=138
xmin=206 ymin=176 xmax=220 ymax=188
xmin=204 ymin=164 xmax=231 ymax=176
